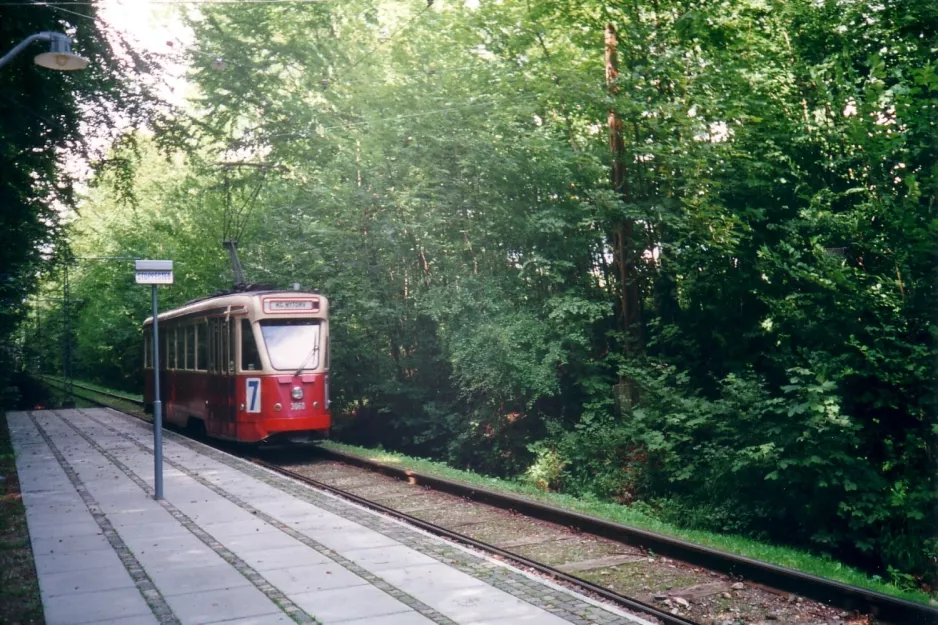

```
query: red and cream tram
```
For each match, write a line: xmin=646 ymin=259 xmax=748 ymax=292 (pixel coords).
xmin=142 ymin=290 xmax=330 ymax=444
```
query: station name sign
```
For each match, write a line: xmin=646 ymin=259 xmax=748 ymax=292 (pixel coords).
xmin=135 ymin=260 xmax=174 ymax=285
xmin=264 ymin=298 xmax=319 ymax=313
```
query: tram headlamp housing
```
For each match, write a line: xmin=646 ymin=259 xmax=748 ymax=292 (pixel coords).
xmin=291 ymin=386 xmax=304 ymax=400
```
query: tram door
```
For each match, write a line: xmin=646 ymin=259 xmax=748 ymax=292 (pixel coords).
xmin=207 ymin=317 xmax=236 ymax=439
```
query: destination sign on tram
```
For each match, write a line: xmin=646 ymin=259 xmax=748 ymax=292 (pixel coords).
xmin=264 ymin=299 xmax=319 ymax=313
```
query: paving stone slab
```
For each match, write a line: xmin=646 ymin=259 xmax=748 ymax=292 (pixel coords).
xmin=41 ymin=585 xmax=154 ymax=625
xmin=108 ymin=518 xmax=194 ymax=541
xmin=299 ymin=525 xmax=402 ymax=553
xmin=21 ymin=501 xmax=88 ymax=518
xmin=378 ymin=563 xmax=492 ymax=594
xmin=28 ymin=519 xmax=103 ymax=540
xmin=200 ymin=517 xmax=280 ymax=538
xmin=343 ymin=545 xmax=441 ymax=572
xmin=414 ymin=585 xmax=550 ymax=623
xmin=208 ymin=615 xmax=295 ymax=625
xmin=34 ymin=547 xmax=125 ymax=576
xmin=127 ymin=541 xmax=217 ymax=568
xmin=282 ymin=511 xmax=359 ymax=533
xmin=17 ymin=469 xmax=68 ymax=482
xmin=39 ymin=563 xmax=137 ymax=597
xmin=250 ymin=499 xmax=324 ymax=520
xmin=345 ymin=612 xmax=438 ymax=625
xmin=94 ymin=616 xmax=161 ymax=625
xmin=175 ymin=502 xmax=250 ymax=525
xmin=96 ymin=498 xmax=168 ymax=516
xmin=258 ymin=561 xmax=370 ymax=594
xmin=147 ymin=562 xmax=254 ymax=596
xmin=31 ymin=532 xmax=113 ymax=556
xmin=238 ymin=544 xmax=333 ymax=571
xmin=22 ymin=489 xmax=84 ymax=503
xmin=463 ymin=614 xmax=574 ymax=625
xmin=219 ymin=529 xmax=310 ymax=554
xmin=165 ymin=586 xmax=282 ymax=625
xmin=290 ymin=585 xmax=414 ymax=623
xmin=107 ymin=507 xmax=178 ymax=527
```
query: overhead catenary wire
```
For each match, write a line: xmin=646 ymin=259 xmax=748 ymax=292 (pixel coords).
xmin=28 ymin=0 xmax=94 ymax=21
xmin=219 ymin=163 xmax=268 ymax=243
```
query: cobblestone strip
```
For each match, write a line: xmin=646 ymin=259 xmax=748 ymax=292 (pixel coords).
xmin=51 ymin=411 xmax=319 ymax=625
xmin=73 ymin=409 xmax=458 ymax=625
xmin=93 ymin=408 xmax=638 ymax=625
xmin=26 ymin=411 xmax=181 ymax=625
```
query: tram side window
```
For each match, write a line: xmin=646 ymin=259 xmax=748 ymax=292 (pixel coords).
xmin=179 ymin=326 xmax=186 ymax=369
xmin=241 ymin=320 xmax=261 ymax=371
xmin=223 ymin=320 xmax=233 ymax=373
xmin=162 ymin=332 xmax=169 ymax=370
xmin=144 ymin=329 xmax=151 ymax=370
xmin=169 ymin=327 xmax=177 ymax=369
xmin=217 ymin=320 xmax=226 ymax=374
xmin=185 ymin=325 xmax=195 ymax=370
xmin=208 ymin=320 xmax=217 ymax=372
xmin=196 ymin=322 xmax=207 ymax=371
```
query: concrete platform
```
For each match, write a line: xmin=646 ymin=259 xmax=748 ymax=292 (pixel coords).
xmin=8 ymin=408 xmax=653 ymax=625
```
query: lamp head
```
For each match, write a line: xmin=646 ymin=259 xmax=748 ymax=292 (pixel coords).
xmin=34 ymin=33 xmax=88 ymax=71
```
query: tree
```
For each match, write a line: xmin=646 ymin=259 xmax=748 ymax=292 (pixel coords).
xmin=1 ymin=4 xmax=167 ymax=396
xmin=51 ymin=0 xmax=937 ymax=583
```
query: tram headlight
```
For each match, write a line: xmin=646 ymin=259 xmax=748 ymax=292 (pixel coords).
xmin=291 ymin=386 xmax=304 ymax=400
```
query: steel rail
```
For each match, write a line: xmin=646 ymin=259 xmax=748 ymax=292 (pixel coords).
xmin=40 ymin=376 xmax=938 ymax=624
xmin=40 ymin=375 xmax=145 ymax=407
xmin=314 ymin=448 xmax=938 ymax=625
xmin=250 ymin=457 xmax=695 ymax=625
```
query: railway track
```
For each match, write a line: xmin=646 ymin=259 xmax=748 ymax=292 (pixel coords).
xmin=39 ymin=375 xmax=938 ymax=625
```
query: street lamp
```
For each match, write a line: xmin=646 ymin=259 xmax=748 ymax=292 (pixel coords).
xmin=0 ymin=31 xmax=89 ymax=71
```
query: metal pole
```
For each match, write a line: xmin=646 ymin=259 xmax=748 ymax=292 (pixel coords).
xmin=64 ymin=262 xmax=73 ymax=405
xmin=36 ymin=305 xmax=41 ymax=374
xmin=151 ymin=284 xmax=164 ymax=500
xmin=0 ymin=32 xmax=47 ymax=70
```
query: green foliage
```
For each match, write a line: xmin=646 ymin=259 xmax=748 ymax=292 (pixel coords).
xmin=2 ymin=6 xmax=167 ymax=389
xmin=26 ymin=0 xmax=937 ymax=586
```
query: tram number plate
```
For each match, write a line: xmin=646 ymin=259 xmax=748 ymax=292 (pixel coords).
xmin=246 ymin=378 xmax=261 ymax=413
xmin=291 ymin=401 xmax=306 ymax=411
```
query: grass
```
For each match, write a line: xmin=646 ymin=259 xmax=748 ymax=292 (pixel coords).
xmin=39 ymin=376 xmax=143 ymax=416
xmin=40 ymin=375 xmax=142 ymax=403
xmin=322 ymin=439 xmax=938 ymax=606
xmin=0 ymin=410 xmax=45 ymax=625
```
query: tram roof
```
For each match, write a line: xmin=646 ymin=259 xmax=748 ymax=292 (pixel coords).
xmin=142 ymin=289 xmax=327 ymax=326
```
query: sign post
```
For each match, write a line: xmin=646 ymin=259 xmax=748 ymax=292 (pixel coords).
xmin=135 ymin=260 xmax=173 ymax=500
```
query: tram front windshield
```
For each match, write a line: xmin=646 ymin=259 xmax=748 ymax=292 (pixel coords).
xmin=259 ymin=320 xmax=321 ymax=371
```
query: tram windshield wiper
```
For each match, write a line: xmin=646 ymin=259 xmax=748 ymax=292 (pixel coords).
xmin=293 ymin=331 xmax=321 ymax=377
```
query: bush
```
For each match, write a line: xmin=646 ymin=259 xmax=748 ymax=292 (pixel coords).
xmin=536 ymin=360 xmax=938 ymax=583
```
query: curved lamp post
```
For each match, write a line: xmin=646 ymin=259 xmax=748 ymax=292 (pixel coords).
xmin=0 ymin=31 xmax=89 ymax=71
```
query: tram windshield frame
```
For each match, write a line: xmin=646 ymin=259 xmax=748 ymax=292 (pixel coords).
xmin=258 ymin=319 xmax=322 ymax=371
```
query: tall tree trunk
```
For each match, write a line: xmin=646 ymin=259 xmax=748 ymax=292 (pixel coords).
xmin=606 ymin=23 xmax=641 ymax=409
